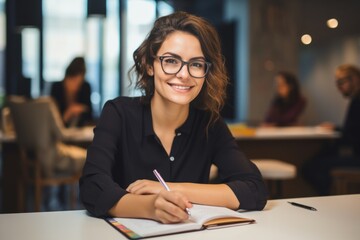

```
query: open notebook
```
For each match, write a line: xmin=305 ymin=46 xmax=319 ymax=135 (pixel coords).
xmin=106 ymin=204 xmax=255 ymax=239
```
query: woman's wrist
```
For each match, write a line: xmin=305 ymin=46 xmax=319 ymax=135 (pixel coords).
xmin=108 ymin=193 xmax=158 ymax=220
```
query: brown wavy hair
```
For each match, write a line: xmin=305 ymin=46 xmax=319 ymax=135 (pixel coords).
xmin=273 ymin=71 xmax=302 ymax=110
xmin=129 ymin=11 xmax=228 ymax=127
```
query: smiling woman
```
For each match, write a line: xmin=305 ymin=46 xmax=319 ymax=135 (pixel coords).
xmin=79 ymin=11 xmax=267 ymax=223
xmin=150 ymin=31 xmax=206 ymax=110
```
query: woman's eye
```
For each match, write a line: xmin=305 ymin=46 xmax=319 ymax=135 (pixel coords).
xmin=164 ymin=58 xmax=179 ymax=64
xmin=191 ymin=62 xmax=205 ymax=68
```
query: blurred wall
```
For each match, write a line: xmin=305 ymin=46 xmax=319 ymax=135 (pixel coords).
xmin=244 ymin=0 xmax=360 ymax=126
xmin=247 ymin=0 xmax=300 ymax=125
xmin=300 ymin=37 xmax=360 ymax=126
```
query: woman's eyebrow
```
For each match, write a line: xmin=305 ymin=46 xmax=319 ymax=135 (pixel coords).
xmin=161 ymin=52 xmax=205 ymax=61
xmin=190 ymin=56 xmax=206 ymax=61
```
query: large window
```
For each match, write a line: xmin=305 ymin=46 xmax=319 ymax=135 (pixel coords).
xmin=22 ymin=28 xmax=40 ymax=98
xmin=123 ymin=0 xmax=173 ymax=96
xmin=42 ymin=0 xmax=120 ymax=116
xmin=86 ymin=0 xmax=120 ymax=114
xmin=101 ymin=0 xmax=120 ymax=105
xmin=0 ymin=0 xmax=5 ymax=106
xmin=22 ymin=0 xmax=173 ymax=117
xmin=43 ymin=0 xmax=87 ymax=83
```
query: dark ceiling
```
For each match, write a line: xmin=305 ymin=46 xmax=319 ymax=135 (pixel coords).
xmin=174 ymin=0 xmax=360 ymax=44
xmin=299 ymin=0 xmax=360 ymax=43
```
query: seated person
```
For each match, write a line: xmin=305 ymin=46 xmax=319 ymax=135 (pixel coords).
xmin=8 ymin=96 xmax=87 ymax=210
xmin=262 ymin=71 xmax=306 ymax=127
xmin=302 ymin=64 xmax=360 ymax=195
xmin=50 ymin=57 xmax=93 ymax=127
xmin=79 ymin=11 xmax=267 ymax=222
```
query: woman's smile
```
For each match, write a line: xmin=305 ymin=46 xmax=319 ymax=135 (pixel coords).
xmin=168 ymin=82 xmax=194 ymax=91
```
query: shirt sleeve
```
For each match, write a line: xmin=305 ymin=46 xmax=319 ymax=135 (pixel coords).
xmin=211 ymin=119 xmax=268 ymax=210
xmin=341 ymin=96 xmax=360 ymax=156
xmin=79 ymin=101 xmax=127 ymax=217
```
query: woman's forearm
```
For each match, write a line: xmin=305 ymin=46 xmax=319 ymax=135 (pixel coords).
xmin=108 ymin=191 xmax=191 ymax=224
xmin=171 ymin=183 xmax=239 ymax=209
xmin=108 ymin=194 xmax=156 ymax=219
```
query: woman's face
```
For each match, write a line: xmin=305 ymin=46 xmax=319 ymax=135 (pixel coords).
xmin=149 ymin=31 xmax=206 ymax=107
xmin=65 ymin=74 xmax=84 ymax=93
xmin=276 ymin=75 xmax=290 ymax=98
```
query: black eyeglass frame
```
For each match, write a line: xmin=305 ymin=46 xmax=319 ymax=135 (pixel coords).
xmin=156 ymin=55 xmax=212 ymax=78
xmin=336 ymin=75 xmax=352 ymax=86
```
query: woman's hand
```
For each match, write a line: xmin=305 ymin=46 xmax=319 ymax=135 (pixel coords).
xmin=111 ymin=184 xmax=192 ymax=224
xmin=126 ymin=179 xmax=165 ymax=194
xmin=63 ymin=103 xmax=88 ymax=123
xmin=151 ymin=190 xmax=192 ymax=224
xmin=318 ymin=121 xmax=335 ymax=131
xmin=125 ymin=180 xmax=191 ymax=223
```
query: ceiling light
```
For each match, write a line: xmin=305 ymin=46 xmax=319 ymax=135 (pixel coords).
xmin=327 ymin=18 xmax=338 ymax=28
xmin=301 ymin=34 xmax=312 ymax=45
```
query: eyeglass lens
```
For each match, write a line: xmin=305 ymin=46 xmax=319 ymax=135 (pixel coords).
xmin=336 ymin=76 xmax=351 ymax=86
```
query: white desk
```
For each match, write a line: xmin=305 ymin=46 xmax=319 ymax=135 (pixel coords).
xmin=1 ymin=194 xmax=359 ymax=240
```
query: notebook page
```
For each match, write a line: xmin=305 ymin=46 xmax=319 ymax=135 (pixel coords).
xmin=111 ymin=217 xmax=201 ymax=237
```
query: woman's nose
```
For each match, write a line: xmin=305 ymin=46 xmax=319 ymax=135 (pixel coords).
xmin=176 ymin=64 xmax=190 ymax=79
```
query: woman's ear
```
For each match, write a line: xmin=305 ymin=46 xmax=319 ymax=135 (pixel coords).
xmin=147 ymin=66 xmax=154 ymax=76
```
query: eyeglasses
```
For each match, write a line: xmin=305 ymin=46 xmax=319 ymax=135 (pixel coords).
xmin=336 ymin=76 xmax=351 ymax=86
xmin=156 ymin=55 xmax=211 ymax=78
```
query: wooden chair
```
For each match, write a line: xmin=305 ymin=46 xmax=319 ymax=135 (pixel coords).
xmin=331 ymin=168 xmax=360 ymax=195
xmin=8 ymin=97 xmax=82 ymax=212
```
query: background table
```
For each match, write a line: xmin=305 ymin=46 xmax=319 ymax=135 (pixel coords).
xmin=0 ymin=194 xmax=358 ymax=240
xmin=230 ymin=126 xmax=339 ymax=198
xmin=234 ymin=127 xmax=339 ymax=168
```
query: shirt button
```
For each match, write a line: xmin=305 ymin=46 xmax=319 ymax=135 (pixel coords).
xmin=170 ymin=156 xmax=175 ymax=161
xmin=177 ymin=132 xmax=182 ymax=136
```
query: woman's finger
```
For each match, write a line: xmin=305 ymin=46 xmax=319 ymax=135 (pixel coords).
xmin=154 ymin=191 xmax=190 ymax=223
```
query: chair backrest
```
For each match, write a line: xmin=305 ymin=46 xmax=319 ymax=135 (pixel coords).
xmin=8 ymin=97 xmax=66 ymax=176
xmin=8 ymin=96 xmax=65 ymax=150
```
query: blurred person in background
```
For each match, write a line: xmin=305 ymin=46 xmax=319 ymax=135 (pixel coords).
xmin=262 ymin=71 xmax=307 ymax=127
xmin=302 ymin=64 xmax=360 ymax=195
xmin=50 ymin=56 xmax=93 ymax=127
